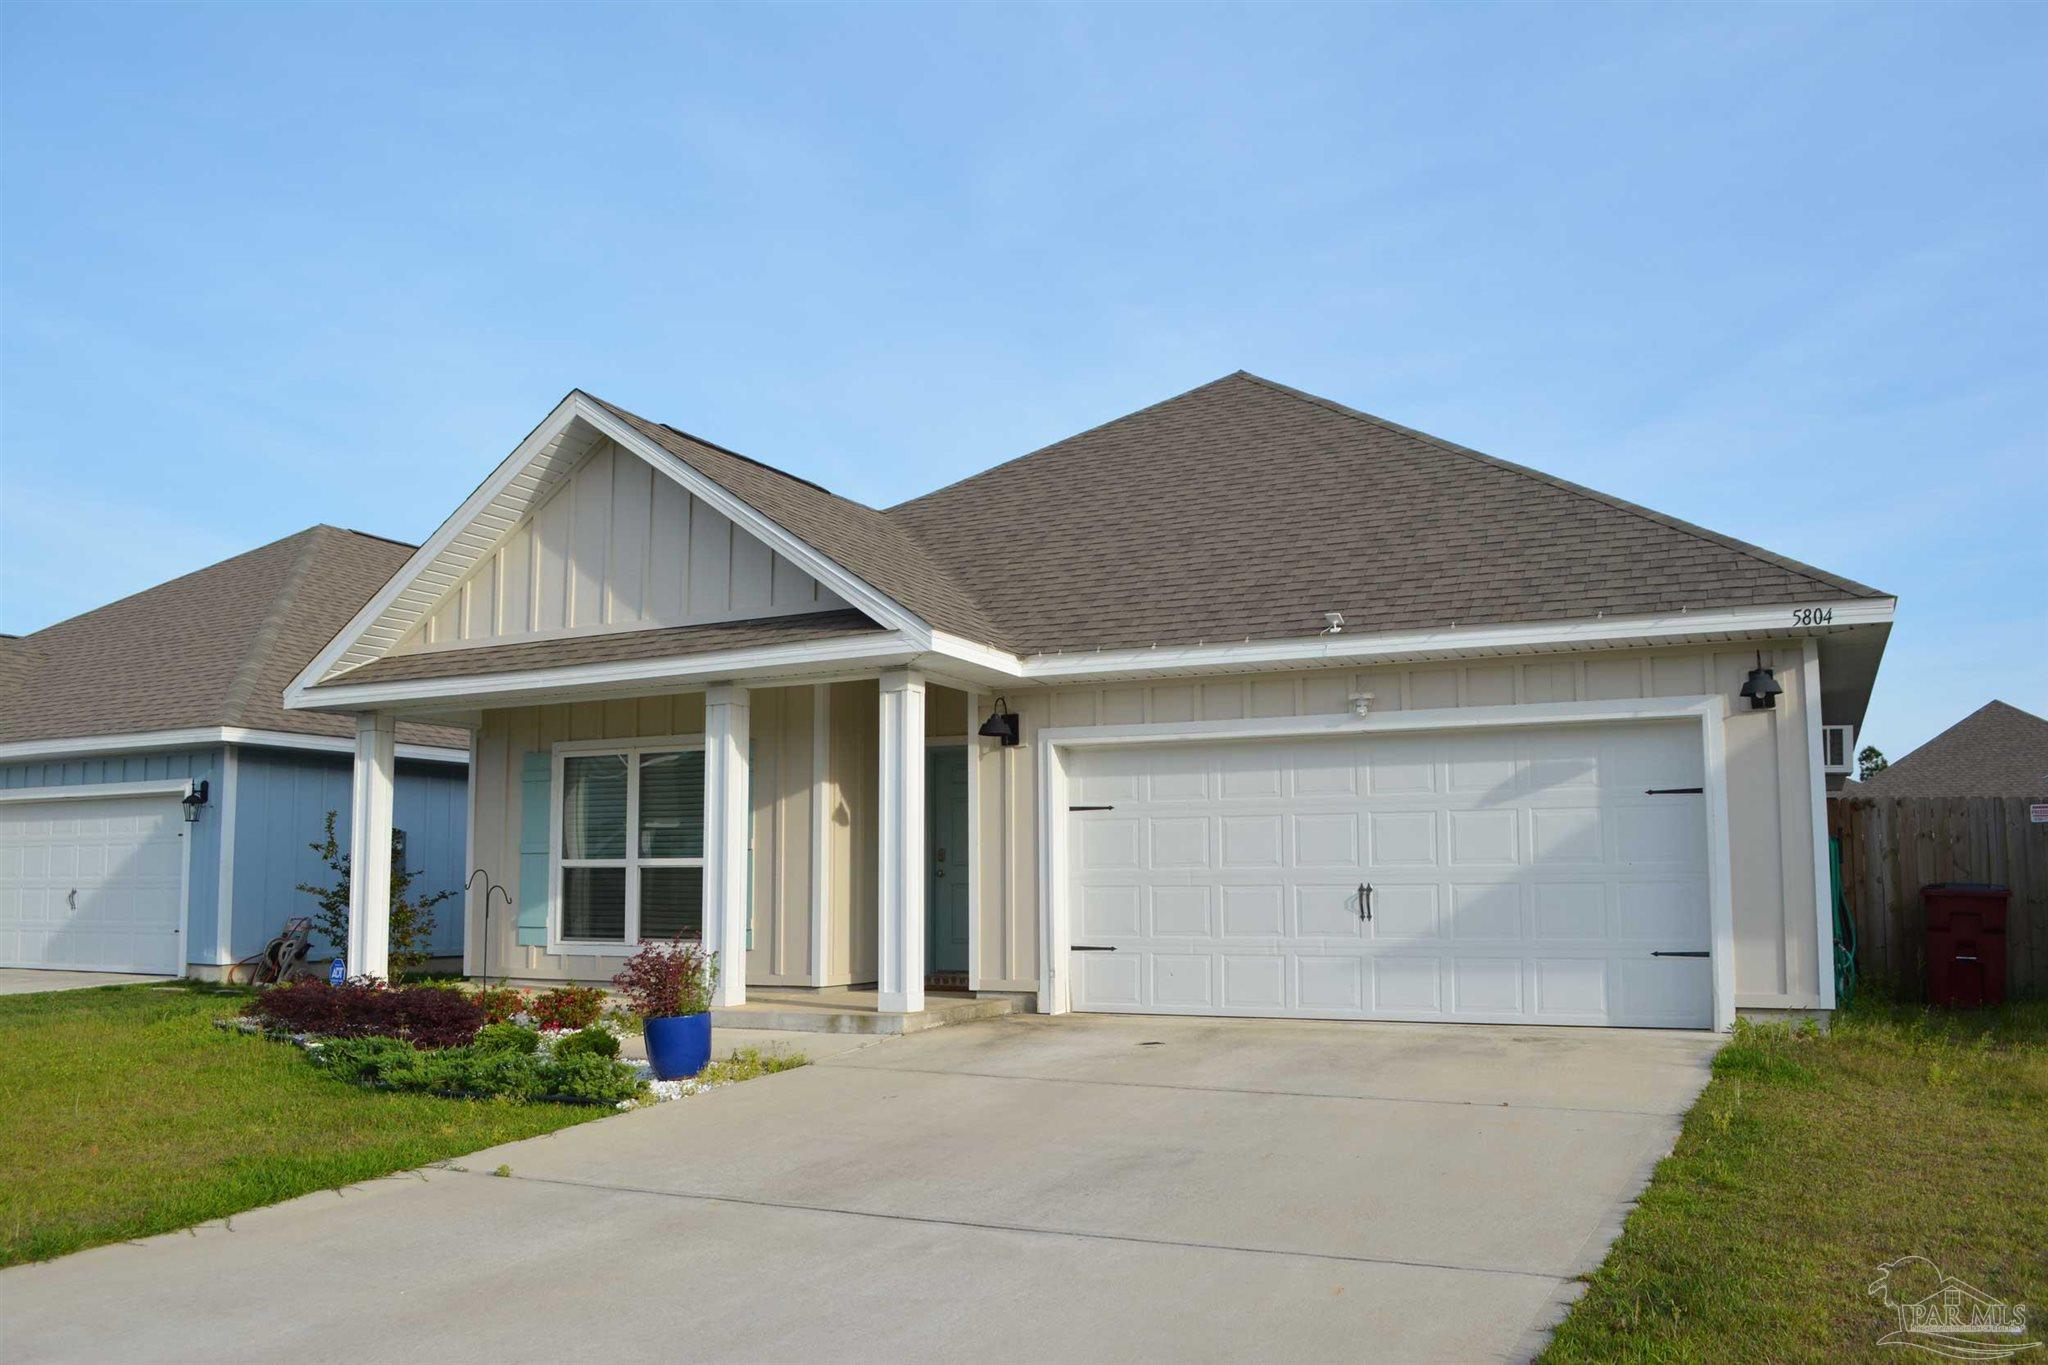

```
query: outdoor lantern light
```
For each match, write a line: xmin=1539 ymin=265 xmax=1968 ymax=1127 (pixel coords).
xmin=977 ymin=696 xmax=1021 ymax=747
xmin=181 ymin=780 xmax=210 ymax=823
xmin=1739 ymin=655 xmax=1782 ymax=711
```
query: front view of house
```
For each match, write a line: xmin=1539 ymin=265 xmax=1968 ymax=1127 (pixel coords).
xmin=287 ymin=373 xmax=1893 ymax=1030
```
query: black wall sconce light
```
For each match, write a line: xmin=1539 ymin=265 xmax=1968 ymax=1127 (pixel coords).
xmin=977 ymin=696 xmax=1021 ymax=746
xmin=1739 ymin=653 xmax=1783 ymax=710
xmin=181 ymin=780 xmax=210 ymax=823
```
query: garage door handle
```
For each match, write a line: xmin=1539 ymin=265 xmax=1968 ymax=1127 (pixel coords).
xmin=1645 ymin=787 xmax=1705 ymax=796
xmin=1651 ymin=950 xmax=1710 ymax=958
xmin=1071 ymin=945 xmax=1117 ymax=953
xmin=1358 ymin=883 xmax=1373 ymax=922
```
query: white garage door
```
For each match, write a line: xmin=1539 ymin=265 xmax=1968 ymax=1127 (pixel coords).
xmin=1067 ymin=721 xmax=1713 ymax=1028
xmin=0 ymin=794 xmax=187 ymax=974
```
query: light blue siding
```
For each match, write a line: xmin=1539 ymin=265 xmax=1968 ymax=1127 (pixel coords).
xmin=0 ymin=746 xmax=225 ymax=964
xmin=228 ymin=747 xmax=469 ymax=962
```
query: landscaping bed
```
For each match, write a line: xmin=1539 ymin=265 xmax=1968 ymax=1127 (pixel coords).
xmin=1542 ymin=995 xmax=2048 ymax=1362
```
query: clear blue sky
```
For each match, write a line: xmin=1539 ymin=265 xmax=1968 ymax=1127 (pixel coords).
xmin=2 ymin=3 xmax=2041 ymax=758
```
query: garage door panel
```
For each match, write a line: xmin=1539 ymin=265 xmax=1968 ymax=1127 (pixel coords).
xmin=1150 ymin=885 xmax=1212 ymax=936
xmin=1369 ymin=883 xmax=1441 ymax=940
xmin=1449 ymin=882 xmax=1523 ymax=939
xmin=1370 ymin=811 xmax=1438 ymax=865
xmin=1068 ymin=721 xmax=1714 ymax=1028
xmin=1152 ymin=954 xmax=1213 ymax=1007
xmin=1533 ymin=959 xmax=1609 ymax=1018
xmin=1450 ymin=958 xmax=1524 ymax=1015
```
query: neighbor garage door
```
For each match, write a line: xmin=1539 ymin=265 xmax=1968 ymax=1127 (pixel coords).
xmin=1066 ymin=721 xmax=1713 ymax=1028
xmin=0 ymin=793 xmax=187 ymax=974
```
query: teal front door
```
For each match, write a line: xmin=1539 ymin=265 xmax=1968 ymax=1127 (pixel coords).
xmin=926 ymin=747 xmax=970 ymax=976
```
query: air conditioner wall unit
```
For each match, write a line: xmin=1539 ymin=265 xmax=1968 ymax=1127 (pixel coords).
xmin=1821 ymin=724 xmax=1856 ymax=776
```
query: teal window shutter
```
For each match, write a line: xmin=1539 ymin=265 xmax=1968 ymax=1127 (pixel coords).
xmin=517 ymin=752 xmax=552 ymax=947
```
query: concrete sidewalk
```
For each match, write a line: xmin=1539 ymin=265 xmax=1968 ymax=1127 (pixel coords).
xmin=2 ymin=1014 xmax=1719 ymax=1364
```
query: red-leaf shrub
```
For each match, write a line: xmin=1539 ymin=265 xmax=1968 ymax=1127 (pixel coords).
xmin=527 ymin=984 xmax=605 ymax=1031
xmin=244 ymin=979 xmax=483 ymax=1048
xmin=610 ymin=938 xmax=718 ymax=1020
xmin=471 ymin=985 xmax=529 ymax=1025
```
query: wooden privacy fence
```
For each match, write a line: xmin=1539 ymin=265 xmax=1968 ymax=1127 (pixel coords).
xmin=1829 ymin=795 xmax=2048 ymax=1000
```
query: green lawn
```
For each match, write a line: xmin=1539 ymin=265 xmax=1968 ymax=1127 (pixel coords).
xmin=1543 ymin=995 xmax=2048 ymax=1362
xmin=0 ymin=982 xmax=608 ymax=1267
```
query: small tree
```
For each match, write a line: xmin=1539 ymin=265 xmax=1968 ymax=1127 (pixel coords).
xmin=1857 ymin=746 xmax=1889 ymax=782
xmin=299 ymin=810 xmax=455 ymax=979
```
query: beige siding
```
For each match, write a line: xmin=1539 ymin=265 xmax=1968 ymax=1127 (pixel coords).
xmin=403 ymin=439 xmax=845 ymax=654
xmin=824 ymin=680 xmax=878 ymax=985
xmin=467 ymin=642 xmax=1824 ymax=1011
xmin=972 ymin=643 xmax=1826 ymax=1010
xmin=470 ymin=686 xmax=824 ymax=987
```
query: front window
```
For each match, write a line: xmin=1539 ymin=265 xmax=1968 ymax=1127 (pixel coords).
xmin=557 ymin=745 xmax=705 ymax=944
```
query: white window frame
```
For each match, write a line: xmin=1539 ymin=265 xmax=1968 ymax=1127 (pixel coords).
xmin=549 ymin=734 xmax=707 ymax=952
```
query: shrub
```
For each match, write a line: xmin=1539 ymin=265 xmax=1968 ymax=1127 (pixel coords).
xmin=295 ymin=810 xmax=454 ymax=977
xmin=244 ymin=979 xmax=484 ymax=1048
xmin=611 ymin=938 xmax=718 ymax=1020
xmin=309 ymin=1032 xmax=643 ymax=1103
xmin=471 ymin=985 xmax=529 ymax=1025
xmin=527 ymin=985 xmax=606 ymax=1031
xmin=553 ymin=1026 xmax=620 ymax=1060
xmin=473 ymin=1022 xmax=541 ymax=1055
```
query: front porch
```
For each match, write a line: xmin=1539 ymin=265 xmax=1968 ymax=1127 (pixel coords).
xmin=712 ymin=986 xmax=1019 ymax=1035
xmin=338 ymin=669 xmax=1035 ymax=1022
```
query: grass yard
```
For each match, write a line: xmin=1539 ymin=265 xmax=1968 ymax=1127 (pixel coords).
xmin=0 ymin=982 xmax=609 ymax=1267
xmin=1544 ymin=995 xmax=2048 ymax=1362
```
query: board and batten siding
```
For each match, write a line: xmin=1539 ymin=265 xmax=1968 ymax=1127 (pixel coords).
xmin=971 ymin=643 xmax=1827 ymax=1009
xmin=0 ymin=747 xmax=224 ymax=965
xmin=228 ymin=748 xmax=469 ymax=964
xmin=397 ymin=439 xmax=845 ymax=655
xmin=470 ymin=688 xmax=831 ymax=987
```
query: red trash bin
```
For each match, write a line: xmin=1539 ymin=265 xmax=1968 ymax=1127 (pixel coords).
xmin=1923 ymin=883 xmax=2009 ymax=1009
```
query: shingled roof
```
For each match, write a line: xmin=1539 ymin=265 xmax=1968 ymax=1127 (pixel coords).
xmin=1 ymin=527 xmax=466 ymax=750
xmin=887 ymin=372 xmax=1886 ymax=654
xmin=1854 ymin=702 xmax=2048 ymax=799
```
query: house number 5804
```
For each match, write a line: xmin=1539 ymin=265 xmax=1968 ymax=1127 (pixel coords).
xmin=1792 ymin=607 xmax=1835 ymax=626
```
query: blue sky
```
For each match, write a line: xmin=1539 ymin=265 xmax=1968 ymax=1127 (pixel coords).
xmin=1 ymin=3 xmax=2041 ymax=757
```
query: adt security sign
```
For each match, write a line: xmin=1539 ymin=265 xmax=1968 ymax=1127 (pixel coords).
xmin=329 ymin=957 xmax=347 ymax=985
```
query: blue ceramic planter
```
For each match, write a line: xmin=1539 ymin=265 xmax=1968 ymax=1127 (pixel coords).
xmin=644 ymin=1012 xmax=712 ymax=1080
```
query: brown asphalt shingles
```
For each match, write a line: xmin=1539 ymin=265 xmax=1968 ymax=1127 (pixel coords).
xmin=333 ymin=610 xmax=886 ymax=685
xmin=1852 ymin=701 xmax=2048 ymax=799
xmin=0 ymin=527 xmax=465 ymax=750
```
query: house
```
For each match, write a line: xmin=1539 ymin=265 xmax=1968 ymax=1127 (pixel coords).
xmin=0 ymin=527 xmax=470 ymax=979
xmin=286 ymin=373 xmax=1895 ymax=1030
xmin=1852 ymin=700 xmax=2048 ymax=799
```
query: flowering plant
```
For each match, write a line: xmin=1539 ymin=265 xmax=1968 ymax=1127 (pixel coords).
xmin=610 ymin=938 xmax=718 ymax=1020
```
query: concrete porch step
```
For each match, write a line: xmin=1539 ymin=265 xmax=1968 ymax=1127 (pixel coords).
xmin=711 ymin=990 xmax=1018 ymax=1036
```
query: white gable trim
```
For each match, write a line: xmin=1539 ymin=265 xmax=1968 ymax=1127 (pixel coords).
xmin=0 ymin=727 xmax=469 ymax=766
xmin=284 ymin=393 xmax=928 ymax=707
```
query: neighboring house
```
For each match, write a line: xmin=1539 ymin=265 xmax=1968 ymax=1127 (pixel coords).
xmin=1853 ymin=700 xmax=2048 ymax=799
xmin=0 ymin=527 xmax=470 ymax=978
xmin=287 ymin=373 xmax=1895 ymax=1030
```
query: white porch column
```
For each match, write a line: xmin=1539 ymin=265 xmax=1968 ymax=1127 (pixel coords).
xmin=704 ymin=683 xmax=751 ymax=1008
xmin=877 ymin=669 xmax=926 ymax=1013
xmin=347 ymin=712 xmax=397 ymax=981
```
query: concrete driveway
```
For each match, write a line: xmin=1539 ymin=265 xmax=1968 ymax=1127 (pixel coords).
xmin=0 ymin=968 xmax=175 ymax=995
xmin=3 ymin=1013 xmax=1719 ymax=1364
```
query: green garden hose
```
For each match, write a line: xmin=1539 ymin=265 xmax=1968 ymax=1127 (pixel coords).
xmin=1830 ymin=836 xmax=1858 ymax=1005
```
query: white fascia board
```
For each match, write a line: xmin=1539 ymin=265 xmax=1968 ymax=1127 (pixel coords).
xmin=1008 ymin=598 xmax=1898 ymax=683
xmin=285 ymin=394 xmax=932 ymax=708
xmin=570 ymin=397 xmax=930 ymax=643
xmin=285 ymin=393 xmax=588 ymax=706
xmin=0 ymin=727 xmax=469 ymax=766
xmin=289 ymin=632 xmax=924 ymax=711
